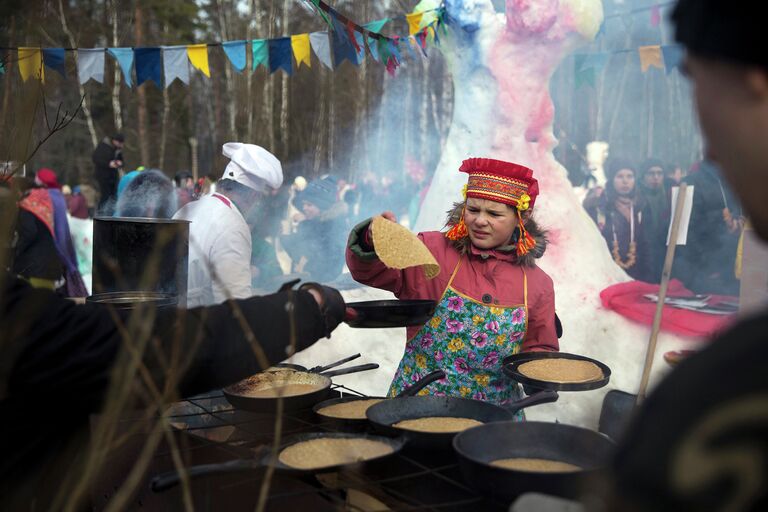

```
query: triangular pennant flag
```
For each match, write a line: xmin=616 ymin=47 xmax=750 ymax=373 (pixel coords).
xmin=42 ymin=48 xmax=66 ymax=77
xmin=291 ymin=34 xmax=311 ymax=69
xmin=405 ymin=36 xmax=421 ymax=59
xmin=134 ymin=47 xmax=162 ymax=87
xmin=661 ymin=45 xmax=685 ymax=74
xmin=268 ymin=37 xmax=292 ymax=75
xmin=222 ymin=40 xmax=246 ymax=72
xmin=620 ymin=13 xmax=634 ymax=30
xmin=406 ymin=12 xmax=424 ymax=35
xmin=162 ymin=46 xmax=189 ymax=86
xmin=367 ymin=36 xmax=380 ymax=62
xmin=330 ymin=14 xmax=359 ymax=67
xmin=309 ymin=32 xmax=333 ymax=69
xmin=574 ymin=55 xmax=595 ymax=89
xmin=388 ymin=38 xmax=402 ymax=64
xmin=650 ymin=5 xmax=661 ymax=27
xmin=352 ymin=30 xmax=366 ymax=62
xmin=108 ymin=48 xmax=134 ymax=87
xmin=77 ymin=48 xmax=104 ymax=84
xmin=638 ymin=45 xmax=663 ymax=72
xmin=252 ymin=39 xmax=269 ymax=71
xmin=579 ymin=52 xmax=610 ymax=73
xmin=363 ymin=18 xmax=389 ymax=34
xmin=346 ymin=20 xmax=361 ymax=54
xmin=596 ymin=21 xmax=606 ymax=38
xmin=309 ymin=0 xmax=332 ymax=29
xmin=419 ymin=10 xmax=439 ymax=30
xmin=18 ymin=48 xmax=44 ymax=82
xmin=417 ymin=29 xmax=428 ymax=50
xmin=187 ymin=44 xmax=210 ymax=77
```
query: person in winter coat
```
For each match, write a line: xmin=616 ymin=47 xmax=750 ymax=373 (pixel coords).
xmin=637 ymin=159 xmax=671 ymax=282
xmin=174 ymin=143 xmax=283 ymax=307
xmin=346 ymin=158 xmax=558 ymax=408
xmin=282 ymin=176 xmax=349 ymax=283
xmin=91 ymin=133 xmax=124 ymax=215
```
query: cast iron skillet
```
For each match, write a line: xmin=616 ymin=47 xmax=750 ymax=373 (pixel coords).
xmin=223 ymin=363 xmax=379 ymax=413
xmin=502 ymin=352 xmax=611 ymax=392
xmin=344 ymin=299 xmax=437 ymax=328
xmin=366 ymin=390 xmax=559 ymax=450
xmin=453 ymin=421 xmax=615 ymax=502
xmin=312 ymin=370 xmax=446 ymax=430
xmin=150 ymin=432 xmax=406 ymax=492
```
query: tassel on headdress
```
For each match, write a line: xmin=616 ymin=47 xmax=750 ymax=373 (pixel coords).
xmin=446 ymin=184 xmax=469 ymax=241
xmin=516 ymin=208 xmax=536 ymax=257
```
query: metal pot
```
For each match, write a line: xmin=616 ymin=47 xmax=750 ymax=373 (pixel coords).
xmin=86 ymin=291 xmax=178 ymax=310
xmin=92 ymin=217 xmax=189 ymax=306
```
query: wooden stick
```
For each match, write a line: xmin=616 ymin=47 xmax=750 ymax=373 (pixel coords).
xmin=637 ymin=182 xmax=689 ymax=404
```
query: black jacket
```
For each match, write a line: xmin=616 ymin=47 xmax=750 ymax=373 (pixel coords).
xmin=0 ymin=274 xmax=328 ymax=509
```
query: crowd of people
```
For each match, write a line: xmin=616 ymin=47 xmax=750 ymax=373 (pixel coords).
xmin=580 ymin=155 xmax=743 ymax=295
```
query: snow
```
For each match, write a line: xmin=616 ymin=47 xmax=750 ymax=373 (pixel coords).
xmin=290 ymin=0 xmax=705 ymax=430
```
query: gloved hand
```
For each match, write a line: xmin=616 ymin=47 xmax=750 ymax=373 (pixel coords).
xmin=298 ymin=282 xmax=346 ymax=338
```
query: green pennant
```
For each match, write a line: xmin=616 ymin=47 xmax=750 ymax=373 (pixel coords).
xmin=252 ymin=39 xmax=269 ymax=71
xmin=575 ymin=68 xmax=596 ymax=89
xmin=310 ymin=0 xmax=333 ymax=29
xmin=363 ymin=18 xmax=389 ymax=34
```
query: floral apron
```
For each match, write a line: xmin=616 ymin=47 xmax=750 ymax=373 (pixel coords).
xmin=387 ymin=256 xmax=528 ymax=417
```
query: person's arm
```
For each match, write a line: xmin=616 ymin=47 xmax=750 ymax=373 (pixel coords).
xmin=522 ymin=272 xmax=559 ymax=352
xmin=211 ymin=226 xmax=252 ymax=303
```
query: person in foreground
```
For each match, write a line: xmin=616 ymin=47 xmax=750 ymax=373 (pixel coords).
xmin=0 ymin=218 xmax=346 ymax=509
xmin=347 ymin=158 xmax=558 ymax=408
xmin=605 ymin=1 xmax=768 ymax=510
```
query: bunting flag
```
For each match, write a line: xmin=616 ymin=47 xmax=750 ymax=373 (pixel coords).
xmin=252 ymin=39 xmax=269 ymax=71
xmin=403 ymin=36 xmax=418 ymax=59
xmin=579 ymin=52 xmax=610 ymax=74
xmin=187 ymin=44 xmax=210 ymax=77
xmin=639 ymin=45 xmax=663 ymax=72
xmin=222 ymin=40 xmax=246 ymax=72
xmin=135 ymin=47 xmax=162 ymax=87
xmin=650 ymin=5 xmax=662 ymax=27
xmin=42 ymin=48 xmax=66 ymax=77
xmin=268 ymin=37 xmax=292 ymax=75
xmin=309 ymin=32 xmax=332 ymax=69
xmin=574 ymin=55 xmax=596 ymax=89
xmin=0 ymin=53 xmax=5 ymax=75
xmin=661 ymin=45 xmax=684 ymax=74
xmin=18 ymin=47 xmax=44 ymax=82
xmin=162 ymin=46 xmax=190 ymax=86
xmin=330 ymin=14 xmax=359 ymax=67
xmin=406 ymin=12 xmax=424 ymax=35
xmin=367 ymin=36 xmax=380 ymax=62
xmin=291 ymin=34 xmax=311 ymax=69
xmin=77 ymin=48 xmax=104 ymax=84
xmin=108 ymin=48 xmax=134 ymax=87
xmin=363 ymin=18 xmax=389 ymax=34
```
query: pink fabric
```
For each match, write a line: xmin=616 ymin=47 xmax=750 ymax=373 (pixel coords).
xmin=347 ymin=230 xmax=559 ymax=352
xmin=600 ymin=280 xmax=737 ymax=338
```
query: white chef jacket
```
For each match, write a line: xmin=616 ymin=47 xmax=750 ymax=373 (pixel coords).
xmin=173 ymin=193 xmax=252 ymax=307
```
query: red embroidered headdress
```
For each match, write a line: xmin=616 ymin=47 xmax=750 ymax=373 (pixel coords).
xmin=446 ymin=158 xmax=540 ymax=256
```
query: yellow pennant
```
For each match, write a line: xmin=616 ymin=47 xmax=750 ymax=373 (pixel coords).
xmin=18 ymin=47 xmax=44 ymax=82
xmin=406 ymin=13 xmax=424 ymax=35
xmin=291 ymin=34 xmax=311 ymax=69
xmin=638 ymin=45 xmax=663 ymax=72
xmin=187 ymin=44 xmax=210 ymax=77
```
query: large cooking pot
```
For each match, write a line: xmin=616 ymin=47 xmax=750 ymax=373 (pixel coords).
xmin=86 ymin=291 xmax=178 ymax=310
xmin=92 ymin=217 xmax=189 ymax=306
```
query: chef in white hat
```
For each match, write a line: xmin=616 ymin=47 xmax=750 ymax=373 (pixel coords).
xmin=174 ymin=143 xmax=283 ymax=307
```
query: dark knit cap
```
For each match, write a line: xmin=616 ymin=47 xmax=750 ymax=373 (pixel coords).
xmin=672 ymin=1 xmax=765 ymax=69
xmin=294 ymin=177 xmax=336 ymax=211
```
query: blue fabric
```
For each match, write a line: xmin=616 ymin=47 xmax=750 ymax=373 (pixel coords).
xmin=108 ymin=47 xmax=134 ymax=87
xmin=662 ymin=45 xmax=684 ymax=74
xmin=135 ymin=47 xmax=162 ymax=87
xmin=222 ymin=40 xmax=247 ymax=72
xmin=330 ymin=14 xmax=359 ymax=67
xmin=42 ymin=48 xmax=66 ymax=76
xmin=268 ymin=37 xmax=292 ymax=75
xmin=161 ymin=46 xmax=189 ymax=85
xmin=117 ymin=170 xmax=141 ymax=198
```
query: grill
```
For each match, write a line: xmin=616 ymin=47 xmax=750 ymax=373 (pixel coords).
xmin=106 ymin=384 xmax=510 ymax=511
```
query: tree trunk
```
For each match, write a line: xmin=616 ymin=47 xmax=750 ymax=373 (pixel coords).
xmin=134 ymin=2 xmax=150 ymax=165
xmin=110 ymin=0 xmax=123 ymax=132
xmin=279 ymin=0 xmax=290 ymax=157
xmin=57 ymin=0 xmax=98 ymax=149
xmin=217 ymin=0 xmax=237 ymax=140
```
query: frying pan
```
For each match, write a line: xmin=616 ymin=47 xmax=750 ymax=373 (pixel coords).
xmin=453 ymin=421 xmax=615 ymax=502
xmin=344 ymin=299 xmax=437 ymax=328
xmin=223 ymin=364 xmax=379 ymax=413
xmin=150 ymin=432 xmax=406 ymax=492
xmin=312 ymin=370 xmax=447 ymax=430
xmin=366 ymin=390 xmax=559 ymax=450
xmin=502 ymin=352 xmax=611 ymax=392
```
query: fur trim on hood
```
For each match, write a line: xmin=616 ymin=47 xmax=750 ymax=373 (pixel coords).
xmin=444 ymin=202 xmax=548 ymax=267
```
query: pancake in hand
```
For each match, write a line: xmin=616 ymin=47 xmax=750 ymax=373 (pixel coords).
xmin=517 ymin=358 xmax=603 ymax=384
xmin=371 ymin=216 xmax=440 ymax=279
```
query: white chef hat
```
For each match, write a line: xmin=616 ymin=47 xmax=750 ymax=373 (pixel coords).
xmin=221 ymin=142 xmax=283 ymax=192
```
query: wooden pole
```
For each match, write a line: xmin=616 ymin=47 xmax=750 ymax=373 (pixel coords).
xmin=637 ymin=182 xmax=689 ymax=403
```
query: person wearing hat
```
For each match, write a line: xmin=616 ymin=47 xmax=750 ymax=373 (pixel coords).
xmin=91 ymin=133 xmax=125 ymax=215
xmin=346 ymin=158 xmax=558 ymax=407
xmin=174 ymin=143 xmax=283 ymax=307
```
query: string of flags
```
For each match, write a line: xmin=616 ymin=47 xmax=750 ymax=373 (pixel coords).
xmin=0 ymin=2 xmax=447 ymax=87
xmin=574 ymin=44 xmax=685 ymax=89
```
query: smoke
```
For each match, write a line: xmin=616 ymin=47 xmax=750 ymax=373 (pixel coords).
xmin=115 ymin=169 xmax=178 ymax=219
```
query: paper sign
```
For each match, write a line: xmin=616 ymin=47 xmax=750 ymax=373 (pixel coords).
xmin=667 ymin=185 xmax=694 ymax=246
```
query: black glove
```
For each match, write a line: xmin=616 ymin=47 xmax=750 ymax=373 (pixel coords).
xmin=298 ymin=282 xmax=345 ymax=338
